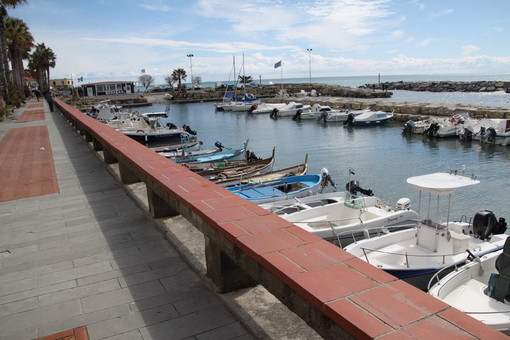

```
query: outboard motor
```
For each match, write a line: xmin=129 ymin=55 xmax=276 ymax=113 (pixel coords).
xmin=247 ymin=103 xmax=258 ymax=114
xmin=488 ymin=237 xmax=510 ymax=302
xmin=182 ymin=124 xmax=197 ymax=135
xmin=484 ymin=127 xmax=497 ymax=143
xmin=458 ymin=125 xmax=473 ymax=141
xmin=214 ymin=141 xmax=224 ymax=151
xmin=473 ymin=210 xmax=507 ymax=240
xmin=402 ymin=120 xmax=415 ymax=135
xmin=270 ymin=108 xmax=279 ymax=119
xmin=424 ymin=122 xmax=440 ymax=136
xmin=246 ymin=150 xmax=261 ymax=162
xmin=292 ymin=109 xmax=303 ymax=121
xmin=343 ymin=112 xmax=355 ymax=126
xmin=345 ymin=180 xmax=373 ymax=196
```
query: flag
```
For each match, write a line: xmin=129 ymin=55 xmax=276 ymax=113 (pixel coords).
xmin=141 ymin=69 xmax=145 ymax=73
xmin=274 ymin=60 xmax=282 ymax=69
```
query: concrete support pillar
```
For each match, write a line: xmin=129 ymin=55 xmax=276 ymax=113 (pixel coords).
xmin=103 ymin=148 xmax=117 ymax=164
xmin=118 ymin=162 xmax=140 ymax=184
xmin=147 ymin=188 xmax=179 ymax=218
xmin=204 ymin=236 xmax=257 ymax=293
xmin=84 ymin=131 xmax=92 ymax=142
xmin=92 ymin=138 xmax=103 ymax=151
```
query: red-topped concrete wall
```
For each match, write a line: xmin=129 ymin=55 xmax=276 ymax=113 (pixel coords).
xmin=54 ymin=98 xmax=506 ymax=339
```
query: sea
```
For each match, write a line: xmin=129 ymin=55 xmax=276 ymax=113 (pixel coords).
xmin=136 ymin=74 xmax=510 ymax=222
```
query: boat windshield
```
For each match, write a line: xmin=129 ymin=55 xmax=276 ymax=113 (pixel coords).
xmin=344 ymin=195 xmax=365 ymax=210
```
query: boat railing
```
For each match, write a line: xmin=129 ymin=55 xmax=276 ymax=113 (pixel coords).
xmin=427 ymin=248 xmax=485 ymax=291
xmin=327 ymin=222 xmax=418 ymax=248
xmin=359 ymin=246 xmax=471 ymax=268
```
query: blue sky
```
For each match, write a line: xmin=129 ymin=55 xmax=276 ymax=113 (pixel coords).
xmin=9 ymin=0 xmax=510 ymax=84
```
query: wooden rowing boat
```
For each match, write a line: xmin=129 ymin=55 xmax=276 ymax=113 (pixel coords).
xmin=188 ymin=148 xmax=276 ymax=180
xmin=215 ymin=154 xmax=308 ymax=187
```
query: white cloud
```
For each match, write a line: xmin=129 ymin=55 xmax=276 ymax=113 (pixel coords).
xmin=415 ymin=38 xmax=435 ymax=47
xmin=462 ymin=45 xmax=480 ymax=56
xmin=429 ymin=8 xmax=453 ymax=19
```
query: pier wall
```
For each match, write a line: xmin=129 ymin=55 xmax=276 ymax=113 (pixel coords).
xmin=54 ymin=97 xmax=505 ymax=340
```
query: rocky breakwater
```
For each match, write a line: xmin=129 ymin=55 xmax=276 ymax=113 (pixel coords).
xmin=360 ymin=80 xmax=510 ymax=93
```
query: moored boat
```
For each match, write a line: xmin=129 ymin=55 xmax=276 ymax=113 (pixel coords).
xmin=350 ymin=110 xmax=394 ymax=126
xmin=214 ymin=153 xmax=308 ymax=187
xmin=172 ymin=140 xmax=249 ymax=166
xmin=344 ymin=169 xmax=509 ymax=290
xmin=428 ymin=236 xmax=510 ymax=334
xmin=227 ymin=173 xmax=323 ymax=204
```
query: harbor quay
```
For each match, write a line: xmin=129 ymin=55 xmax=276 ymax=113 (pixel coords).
xmin=0 ymin=97 xmax=507 ymax=339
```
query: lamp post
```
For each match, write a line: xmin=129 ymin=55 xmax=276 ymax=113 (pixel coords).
xmin=187 ymin=54 xmax=194 ymax=88
xmin=306 ymin=49 xmax=312 ymax=83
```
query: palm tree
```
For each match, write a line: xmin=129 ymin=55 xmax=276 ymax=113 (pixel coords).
xmin=0 ymin=0 xmax=28 ymax=104
xmin=28 ymin=43 xmax=56 ymax=94
xmin=5 ymin=17 xmax=33 ymax=100
xmin=171 ymin=68 xmax=187 ymax=91
xmin=238 ymin=75 xmax=253 ymax=85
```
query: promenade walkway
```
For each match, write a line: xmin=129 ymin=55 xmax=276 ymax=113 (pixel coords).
xmin=0 ymin=99 xmax=257 ymax=340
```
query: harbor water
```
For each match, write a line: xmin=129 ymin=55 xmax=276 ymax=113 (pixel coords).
xmin=136 ymin=100 xmax=510 ymax=223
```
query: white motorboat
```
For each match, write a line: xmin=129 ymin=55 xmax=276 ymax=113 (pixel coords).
xmin=459 ymin=118 xmax=510 ymax=146
xmin=428 ymin=236 xmax=510 ymax=333
xmin=270 ymin=101 xmax=312 ymax=118
xmin=313 ymin=104 xmax=350 ymax=122
xmin=350 ymin=110 xmax=394 ymax=126
xmin=423 ymin=112 xmax=477 ymax=138
xmin=249 ymin=102 xmax=287 ymax=114
xmin=344 ymin=169 xmax=509 ymax=290
xmin=107 ymin=116 xmax=197 ymax=146
xmin=262 ymin=174 xmax=418 ymax=247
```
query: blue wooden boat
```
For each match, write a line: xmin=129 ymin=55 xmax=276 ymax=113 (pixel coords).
xmin=227 ymin=173 xmax=322 ymax=204
xmin=173 ymin=140 xmax=249 ymax=166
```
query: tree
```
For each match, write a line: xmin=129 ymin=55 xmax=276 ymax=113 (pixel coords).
xmin=138 ymin=74 xmax=154 ymax=92
xmin=0 ymin=0 xmax=28 ymax=104
xmin=171 ymin=68 xmax=187 ymax=91
xmin=5 ymin=17 xmax=33 ymax=100
xmin=238 ymin=75 xmax=253 ymax=85
xmin=28 ymin=43 xmax=56 ymax=94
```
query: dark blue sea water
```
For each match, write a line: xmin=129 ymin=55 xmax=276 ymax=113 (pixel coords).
xmin=136 ymin=100 xmax=510 ymax=222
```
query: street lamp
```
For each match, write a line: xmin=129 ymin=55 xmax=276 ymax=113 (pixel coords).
xmin=306 ymin=49 xmax=312 ymax=84
xmin=187 ymin=54 xmax=194 ymax=88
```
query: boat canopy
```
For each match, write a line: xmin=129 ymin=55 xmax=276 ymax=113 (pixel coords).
xmin=406 ymin=172 xmax=479 ymax=195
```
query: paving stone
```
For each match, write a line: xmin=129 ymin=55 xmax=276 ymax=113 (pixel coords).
xmin=0 ymin=297 xmax=38 ymax=318
xmin=139 ymin=305 xmax=238 ymax=340
xmin=37 ymin=304 xmax=131 ymax=338
xmin=38 ymin=278 xmax=120 ymax=307
xmin=87 ymin=304 xmax=180 ymax=339
xmin=81 ymin=280 xmax=166 ymax=313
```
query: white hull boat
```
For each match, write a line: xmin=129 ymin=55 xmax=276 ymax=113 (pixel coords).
xmin=428 ymin=236 xmax=510 ymax=334
xmin=350 ymin=110 xmax=393 ymax=126
xmin=249 ymin=102 xmax=287 ymax=114
xmin=283 ymin=194 xmax=418 ymax=247
xmin=459 ymin=118 xmax=510 ymax=146
xmin=344 ymin=170 xmax=509 ymax=290
xmin=270 ymin=102 xmax=312 ymax=118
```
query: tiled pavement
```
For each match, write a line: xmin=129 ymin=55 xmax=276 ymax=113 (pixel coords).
xmin=0 ymin=99 xmax=256 ymax=340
